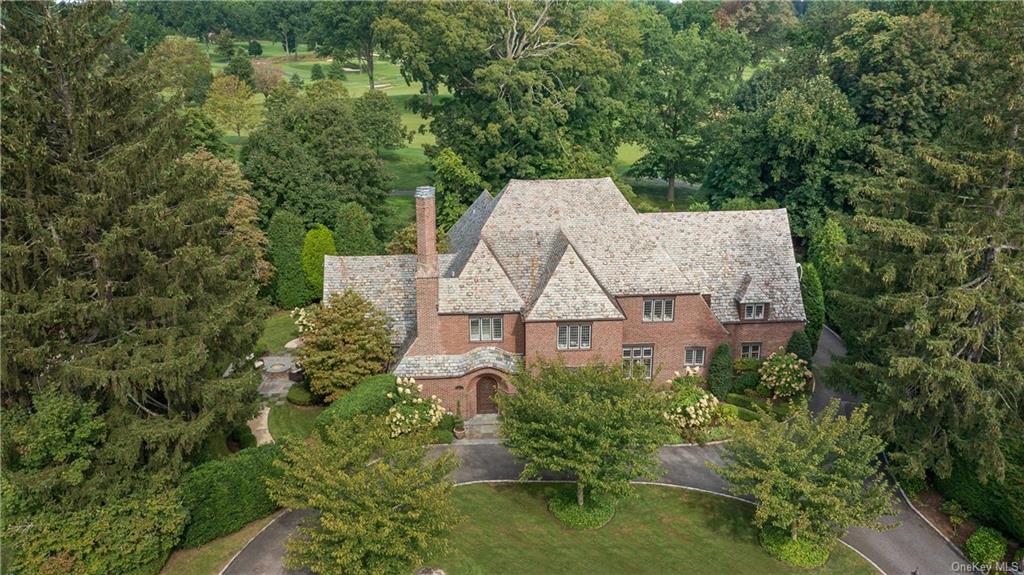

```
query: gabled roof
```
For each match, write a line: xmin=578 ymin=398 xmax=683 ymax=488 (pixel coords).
xmin=438 ymin=241 xmax=523 ymax=314
xmin=641 ymin=209 xmax=805 ymax=322
xmin=526 ymin=243 xmax=623 ymax=321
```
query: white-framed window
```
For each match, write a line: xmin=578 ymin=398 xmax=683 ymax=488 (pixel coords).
xmin=622 ymin=345 xmax=654 ymax=378
xmin=557 ymin=323 xmax=592 ymax=350
xmin=469 ymin=316 xmax=503 ymax=342
xmin=643 ymin=298 xmax=675 ymax=322
xmin=744 ymin=303 xmax=766 ymax=320
xmin=740 ymin=343 xmax=762 ymax=359
xmin=684 ymin=346 xmax=706 ymax=366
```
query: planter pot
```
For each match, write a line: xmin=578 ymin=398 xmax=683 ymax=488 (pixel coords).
xmin=453 ymin=427 xmax=465 ymax=440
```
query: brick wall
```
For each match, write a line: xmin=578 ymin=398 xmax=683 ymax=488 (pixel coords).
xmin=437 ymin=312 xmax=525 ymax=354
xmin=523 ymin=320 xmax=623 ymax=366
xmin=726 ymin=321 xmax=804 ymax=359
xmin=418 ymin=367 xmax=512 ymax=419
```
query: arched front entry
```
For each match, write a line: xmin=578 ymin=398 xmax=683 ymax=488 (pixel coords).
xmin=475 ymin=375 xmax=501 ymax=414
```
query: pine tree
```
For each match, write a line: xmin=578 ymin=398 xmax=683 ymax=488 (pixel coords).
xmin=310 ymin=62 xmax=325 ymax=81
xmin=333 ymin=202 xmax=380 ymax=255
xmin=830 ymin=4 xmax=1024 ymax=482
xmin=1 ymin=0 xmax=264 ymax=509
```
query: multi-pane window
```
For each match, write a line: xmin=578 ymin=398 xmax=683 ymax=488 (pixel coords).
xmin=740 ymin=343 xmax=762 ymax=359
xmin=469 ymin=316 xmax=503 ymax=342
xmin=744 ymin=303 xmax=766 ymax=320
xmin=622 ymin=345 xmax=654 ymax=378
xmin=684 ymin=346 xmax=706 ymax=366
xmin=557 ymin=323 xmax=592 ymax=350
xmin=643 ymin=298 xmax=675 ymax=322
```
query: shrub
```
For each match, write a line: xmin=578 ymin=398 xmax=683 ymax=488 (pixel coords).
xmin=230 ymin=424 xmax=258 ymax=450
xmin=708 ymin=344 xmax=734 ymax=399
xmin=664 ymin=382 xmax=720 ymax=442
xmin=547 ymin=488 xmax=615 ymax=530
xmin=934 ymin=442 xmax=1024 ymax=540
xmin=333 ymin=202 xmax=380 ymax=255
xmin=6 ymin=489 xmax=186 ymax=575
xmin=301 ymin=224 xmax=337 ymax=298
xmin=964 ymin=527 xmax=1007 ymax=568
xmin=179 ymin=444 xmax=283 ymax=548
xmin=758 ymin=351 xmax=812 ymax=401
xmin=734 ymin=370 xmax=760 ymax=393
xmin=801 ymin=262 xmax=825 ymax=351
xmin=786 ymin=331 xmax=813 ymax=364
xmin=297 ymin=290 xmax=393 ymax=401
xmin=268 ymin=210 xmax=310 ymax=308
xmin=310 ymin=63 xmax=324 ymax=81
xmin=385 ymin=377 xmax=446 ymax=437
xmin=670 ymin=373 xmax=706 ymax=389
xmin=248 ymin=39 xmax=262 ymax=56
xmin=433 ymin=413 xmax=456 ymax=444
xmin=315 ymin=374 xmax=397 ymax=432
xmin=733 ymin=358 xmax=763 ymax=373
xmin=287 ymin=381 xmax=316 ymax=406
xmin=941 ymin=500 xmax=968 ymax=534
xmin=760 ymin=526 xmax=830 ymax=568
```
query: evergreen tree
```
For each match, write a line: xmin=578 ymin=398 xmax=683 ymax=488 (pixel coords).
xmin=309 ymin=62 xmax=325 ymax=81
xmin=808 ymin=218 xmax=848 ymax=298
xmin=786 ymin=331 xmax=814 ymax=364
xmin=1 ymin=0 xmax=264 ymax=517
xmin=708 ymin=344 xmax=734 ymax=399
xmin=290 ymin=72 xmax=304 ymax=90
xmin=180 ymin=106 xmax=232 ymax=158
xmin=267 ymin=210 xmax=309 ymax=308
xmin=830 ymin=4 xmax=1024 ymax=482
xmin=301 ymin=224 xmax=337 ymax=298
xmin=326 ymin=58 xmax=346 ymax=80
xmin=333 ymin=202 xmax=380 ymax=255
xmin=248 ymin=39 xmax=263 ymax=56
xmin=224 ymin=51 xmax=255 ymax=88
xmin=800 ymin=262 xmax=825 ymax=351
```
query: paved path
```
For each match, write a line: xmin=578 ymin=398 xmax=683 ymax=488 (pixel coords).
xmin=247 ymin=406 xmax=273 ymax=446
xmin=224 ymin=329 xmax=968 ymax=575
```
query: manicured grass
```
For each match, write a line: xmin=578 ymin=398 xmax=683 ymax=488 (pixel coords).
xmin=254 ymin=310 xmax=298 ymax=356
xmin=432 ymin=483 xmax=876 ymax=575
xmin=382 ymin=148 xmax=433 ymax=192
xmin=159 ymin=513 xmax=277 ymax=575
xmin=268 ymin=402 xmax=324 ymax=442
xmin=383 ymin=194 xmax=416 ymax=236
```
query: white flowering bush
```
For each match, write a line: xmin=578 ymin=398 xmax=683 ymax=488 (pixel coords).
xmin=290 ymin=306 xmax=314 ymax=334
xmin=758 ymin=351 xmax=813 ymax=401
xmin=664 ymin=382 xmax=720 ymax=442
xmin=385 ymin=377 xmax=446 ymax=437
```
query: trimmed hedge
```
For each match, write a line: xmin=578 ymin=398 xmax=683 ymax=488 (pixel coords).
xmin=786 ymin=330 xmax=813 ymax=364
xmin=301 ymin=224 xmax=336 ymax=298
xmin=315 ymin=374 xmax=397 ymax=432
xmin=268 ymin=210 xmax=310 ymax=308
xmin=760 ymin=527 xmax=830 ymax=568
xmin=964 ymin=527 xmax=1007 ymax=567
xmin=547 ymin=488 xmax=615 ymax=530
xmin=733 ymin=358 xmax=763 ymax=374
xmin=708 ymin=344 xmax=734 ymax=399
xmin=179 ymin=444 xmax=283 ymax=548
xmin=286 ymin=381 xmax=317 ymax=406
xmin=934 ymin=443 xmax=1024 ymax=540
xmin=734 ymin=370 xmax=760 ymax=394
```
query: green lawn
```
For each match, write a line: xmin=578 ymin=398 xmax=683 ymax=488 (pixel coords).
xmin=159 ymin=513 xmax=277 ymax=575
xmin=268 ymin=403 xmax=324 ymax=441
xmin=433 ymin=483 xmax=876 ymax=575
xmin=254 ymin=310 xmax=298 ymax=356
xmin=383 ymin=194 xmax=416 ymax=235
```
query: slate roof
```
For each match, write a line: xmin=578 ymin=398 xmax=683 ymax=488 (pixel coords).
xmin=323 ymin=178 xmax=805 ymax=353
xmin=394 ymin=346 xmax=520 ymax=378
xmin=640 ymin=209 xmax=805 ymax=322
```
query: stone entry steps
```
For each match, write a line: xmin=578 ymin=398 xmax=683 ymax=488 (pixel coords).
xmin=464 ymin=413 xmax=500 ymax=440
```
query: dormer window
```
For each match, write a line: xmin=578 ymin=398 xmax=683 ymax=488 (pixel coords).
xmin=643 ymin=298 xmax=674 ymax=322
xmin=744 ymin=303 xmax=766 ymax=320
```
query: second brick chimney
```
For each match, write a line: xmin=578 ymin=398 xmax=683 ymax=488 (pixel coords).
xmin=412 ymin=186 xmax=441 ymax=354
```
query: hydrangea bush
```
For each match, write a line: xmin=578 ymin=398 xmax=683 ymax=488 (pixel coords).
xmin=664 ymin=381 xmax=720 ymax=442
xmin=291 ymin=306 xmax=313 ymax=334
xmin=385 ymin=377 xmax=447 ymax=437
xmin=758 ymin=351 xmax=812 ymax=401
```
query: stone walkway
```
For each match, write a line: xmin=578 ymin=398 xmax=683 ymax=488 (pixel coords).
xmin=248 ymin=406 xmax=273 ymax=446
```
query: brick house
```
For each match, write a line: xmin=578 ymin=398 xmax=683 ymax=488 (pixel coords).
xmin=323 ymin=178 xmax=805 ymax=419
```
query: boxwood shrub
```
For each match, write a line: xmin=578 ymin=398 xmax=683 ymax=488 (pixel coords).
xmin=179 ymin=443 xmax=283 ymax=548
xmin=964 ymin=527 xmax=1007 ymax=567
xmin=760 ymin=527 xmax=830 ymax=568
xmin=315 ymin=374 xmax=397 ymax=432
xmin=733 ymin=370 xmax=760 ymax=394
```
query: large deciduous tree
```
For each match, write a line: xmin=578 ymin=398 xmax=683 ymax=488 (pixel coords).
xmin=498 ymin=362 xmax=670 ymax=508
xmin=204 ymin=74 xmax=262 ymax=136
xmin=631 ymin=21 xmax=750 ymax=203
xmin=146 ymin=34 xmax=212 ymax=103
xmin=297 ymin=290 xmax=393 ymax=401
xmin=1 ymin=2 xmax=264 ymax=556
xmin=714 ymin=401 xmax=895 ymax=552
xmin=267 ymin=416 xmax=460 ymax=575
xmin=308 ymin=1 xmax=386 ymax=89
xmin=333 ymin=202 xmax=380 ymax=256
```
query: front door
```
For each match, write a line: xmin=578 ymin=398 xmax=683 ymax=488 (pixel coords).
xmin=476 ymin=377 xmax=499 ymax=414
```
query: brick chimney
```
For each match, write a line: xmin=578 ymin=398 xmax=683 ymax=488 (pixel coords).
xmin=412 ymin=186 xmax=441 ymax=354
